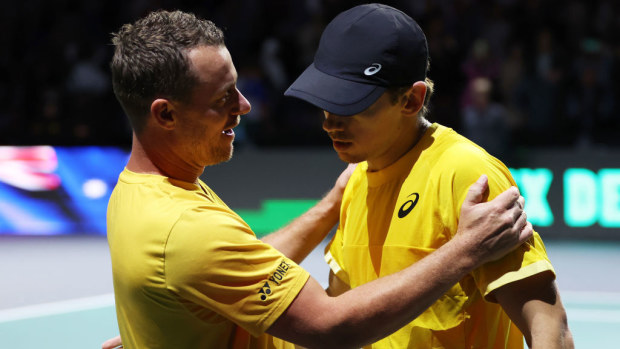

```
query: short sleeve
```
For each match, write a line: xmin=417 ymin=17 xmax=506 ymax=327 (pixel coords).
xmin=474 ymin=231 xmax=554 ymax=301
xmin=446 ymin=146 xmax=555 ymax=301
xmin=164 ymin=206 xmax=310 ymax=337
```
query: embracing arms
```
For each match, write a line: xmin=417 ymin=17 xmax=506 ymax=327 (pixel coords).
xmin=266 ymin=175 xmax=533 ymax=348
xmin=103 ymin=174 xmax=532 ymax=349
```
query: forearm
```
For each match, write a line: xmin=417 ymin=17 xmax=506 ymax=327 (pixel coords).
xmin=270 ymin=235 xmax=478 ymax=348
xmin=526 ymin=291 xmax=574 ymax=349
xmin=529 ymin=309 xmax=574 ymax=349
xmin=261 ymin=189 xmax=340 ymax=264
xmin=325 ymin=236 xmax=476 ymax=346
xmin=269 ymin=174 xmax=532 ymax=347
xmin=495 ymin=276 xmax=574 ymax=349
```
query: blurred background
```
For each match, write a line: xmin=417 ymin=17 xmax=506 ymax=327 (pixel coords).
xmin=2 ymin=0 xmax=620 ymax=150
xmin=0 ymin=0 xmax=619 ymax=347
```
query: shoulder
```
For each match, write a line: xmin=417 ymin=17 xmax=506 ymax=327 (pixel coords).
xmin=428 ymin=126 xmax=491 ymax=176
xmin=164 ymin=206 xmax=265 ymax=280
xmin=428 ymin=125 xmax=515 ymax=197
xmin=170 ymin=205 xmax=254 ymax=245
xmin=433 ymin=125 xmax=492 ymax=167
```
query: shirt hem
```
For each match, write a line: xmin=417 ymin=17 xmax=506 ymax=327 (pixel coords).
xmin=483 ymin=260 xmax=556 ymax=300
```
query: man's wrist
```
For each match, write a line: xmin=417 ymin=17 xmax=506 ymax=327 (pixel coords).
xmin=445 ymin=233 xmax=480 ymax=272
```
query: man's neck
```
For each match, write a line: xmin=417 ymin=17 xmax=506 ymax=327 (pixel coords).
xmin=126 ymin=133 xmax=202 ymax=183
xmin=367 ymin=117 xmax=431 ymax=172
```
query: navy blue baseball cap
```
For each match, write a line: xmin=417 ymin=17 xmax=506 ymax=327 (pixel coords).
xmin=284 ymin=3 xmax=428 ymax=116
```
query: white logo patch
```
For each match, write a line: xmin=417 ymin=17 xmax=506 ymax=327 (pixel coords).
xmin=364 ymin=63 xmax=382 ymax=76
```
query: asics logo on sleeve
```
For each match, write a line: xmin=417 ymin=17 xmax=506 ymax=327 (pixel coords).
xmin=364 ymin=63 xmax=382 ymax=76
xmin=398 ymin=193 xmax=419 ymax=218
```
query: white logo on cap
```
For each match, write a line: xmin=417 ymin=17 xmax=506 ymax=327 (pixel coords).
xmin=364 ymin=63 xmax=382 ymax=76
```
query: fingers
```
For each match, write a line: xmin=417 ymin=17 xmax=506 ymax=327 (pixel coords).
xmin=463 ymin=175 xmax=489 ymax=205
xmin=512 ymin=210 xmax=533 ymax=244
xmin=492 ymin=185 xmax=520 ymax=209
xmin=517 ymin=195 xmax=525 ymax=210
xmin=102 ymin=336 xmax=123 ymax=349
xmin=519 ymin=220 xmax=534 ymax=243
xmin=510 ymin=195 xmax=525 ymax=223
xmin=514 ymin=209 xmax=527 ymax=233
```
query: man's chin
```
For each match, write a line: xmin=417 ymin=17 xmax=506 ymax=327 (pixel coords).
xmin=336 ymin=152 xmax=363 ymax=164
xmin=205 ymin=146 xmax=234 ymax=167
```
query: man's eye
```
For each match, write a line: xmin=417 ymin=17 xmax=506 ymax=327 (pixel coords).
xmin=217 ymin=90 xmax=233 ymax=105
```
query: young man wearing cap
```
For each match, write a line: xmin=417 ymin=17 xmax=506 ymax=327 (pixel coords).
xmin=103 ymin=9 xmax=534 ymax=349
xmin=286 ymin=4 xmax=573 ymax=349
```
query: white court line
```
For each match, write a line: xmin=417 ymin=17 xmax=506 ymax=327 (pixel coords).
xmin=567 ymin=309 xmax=620 ymax=323
xmin=0 ymin=293 xmax=115 ymax=323
xmin=0 ymin=290 xmax=619 ymax=325
xmin=561 ymin=291 xmax=620 ymax=323
xmin=562 ymin=290 xmax=620 ymax=305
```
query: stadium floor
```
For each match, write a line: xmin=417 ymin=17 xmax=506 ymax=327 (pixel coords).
xmin=1 ymin=235 xmax=618 ymax=348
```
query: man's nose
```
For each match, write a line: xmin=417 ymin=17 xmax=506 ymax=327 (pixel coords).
xmin=323 ymin=112 xmax=346 ymax=132
xmin=233 ymin=88 xmax=251 ymax=116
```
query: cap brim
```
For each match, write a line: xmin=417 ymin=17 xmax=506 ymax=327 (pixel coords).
xmin=284 ymin=63 xmax=386 ymax=116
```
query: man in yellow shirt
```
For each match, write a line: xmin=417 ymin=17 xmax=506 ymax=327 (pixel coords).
xmin=285 ymin=3 xmax=574 ymax=349
xmin=105 ymin=9 xmax=534 ymax=349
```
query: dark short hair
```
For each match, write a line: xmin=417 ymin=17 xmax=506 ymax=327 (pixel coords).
xmin=110 ymin=10 xmax=225 ymax=133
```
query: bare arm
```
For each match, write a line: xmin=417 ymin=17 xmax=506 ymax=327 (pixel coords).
xmin=261 ymin=164 xmax=356 ymax=264
xmin=493 ymin=272 xmax=574 ymax=349
xmin=326 ymin=269 xmax=350 ymax=296
xmin=267 ymin=175 xmax=533 ymax=348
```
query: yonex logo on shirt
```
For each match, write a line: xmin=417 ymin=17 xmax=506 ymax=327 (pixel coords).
xmin=258 ymin=259 xmax=292 ymax=302
xmin=258 ymin=282 xmax=271 ymax=301
xmin=398 ymin=193 xmax=419 ymax=218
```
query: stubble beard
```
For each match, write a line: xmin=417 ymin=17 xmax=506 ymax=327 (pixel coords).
xmin=205 ymin=142 xmax=234 ymax=167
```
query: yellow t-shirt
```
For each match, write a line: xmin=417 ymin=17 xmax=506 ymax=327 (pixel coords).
xmin=325 ymin=123 xmax=554 ymax=349
xmin=107 ymin=169 xmax=308 ymax=349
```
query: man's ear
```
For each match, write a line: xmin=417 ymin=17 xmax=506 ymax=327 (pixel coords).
xmin=150 ymin=99 xmax=176 ymax=130
xmin=402 ymin=81 xmax=427 ymax=117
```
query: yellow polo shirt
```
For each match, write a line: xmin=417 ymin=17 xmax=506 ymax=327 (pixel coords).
xmin=326 ymin=123 xmax=554 ymax=348
xmin=107 ymin=169 xmax=308 ymax=348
